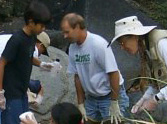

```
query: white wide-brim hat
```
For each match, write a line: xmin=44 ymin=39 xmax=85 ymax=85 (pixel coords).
xmin=108 ymin=16 xmax=156 ymax=46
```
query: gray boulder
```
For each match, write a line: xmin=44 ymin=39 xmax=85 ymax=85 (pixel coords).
xmin=30 ymin=47 xmax=76 ymax=124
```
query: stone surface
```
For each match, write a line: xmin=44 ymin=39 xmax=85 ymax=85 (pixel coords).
xmin=30 ymin=47 xmax=76 ymax=124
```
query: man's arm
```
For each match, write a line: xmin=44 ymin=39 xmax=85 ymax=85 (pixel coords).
xmin=108 ymin=71 xmax=122 ymax=124
xmin=0 ymin=57 xmax=7 ymax=110
xmin=108 ymin=71 xmax=119 ymax=100
xmin=0 ymin=57 xmax=7 ymax=90
xmin=74 ymin=74 xmax=88 ymax=121
xmin=74 ymin=74 xmax=85 ymax=104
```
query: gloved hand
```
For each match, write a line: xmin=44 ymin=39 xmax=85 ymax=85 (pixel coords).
xmin=141 ymin=86 xmax=167 ymax=111
xmin=34 ymin=94 xmax=43 ymax=105
xmin=40 ymin=62 xmax=54 ymax=71
xmin=27 ymin=89 xmax=36 ymax=103
xmin=27 ymin=89 xmax=43 ymax=107
xmin=50 ymin=61 xmax=62 ymax=77
xmin=141 ymin=95 xmax=158 ymax=111
xmin=20 ymin=113 xmax=38 ymax=124
xmin=131 ymin=86 xmax=157 ymax=113
xmin=0 ymin=89 xmax=6 ymax=110
xmin=78 ymin=103 xmax=88 ymax=121
xmin=110 ymin=100 xmax=122 ymax=124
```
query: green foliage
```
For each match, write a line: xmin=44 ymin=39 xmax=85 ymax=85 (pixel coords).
xmin=134 ymin=0 xmax=167 ymax=28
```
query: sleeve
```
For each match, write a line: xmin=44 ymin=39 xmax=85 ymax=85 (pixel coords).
xmin=33 ymin=46 xmax=39 ymax=58
xmin=67 ymin=46 xmax=77 ymax=74
xmin=158 ymin=38 xmax=167 ymax=66
xmin=143 ymin=86 xmax=158 ymax=99
xmin=95 ymin=41 xmax=118 ymax=73
xmin=1 ymin=35 xmax=20 ymax=62
xmin=156 ymin=86 xmax=167 ymax=100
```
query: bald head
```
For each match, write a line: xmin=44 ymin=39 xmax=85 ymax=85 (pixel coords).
xmin=62 ymin=13 xmax=86 ymax=30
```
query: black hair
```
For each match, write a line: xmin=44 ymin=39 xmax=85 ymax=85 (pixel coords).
xmin=24 ymin=0 xmax=51 ymax=25
xmin=51 ymin=102 xmax=82 ymax=124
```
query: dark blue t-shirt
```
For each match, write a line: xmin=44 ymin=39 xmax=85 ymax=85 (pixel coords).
xmin=2 ymin=30 xmax=36 ymax=99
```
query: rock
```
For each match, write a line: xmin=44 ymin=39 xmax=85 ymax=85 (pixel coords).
xmin=46 ymin=30 xmax=69 ymax=52
xmin=30 ymin=47 xmax=76 ymax=124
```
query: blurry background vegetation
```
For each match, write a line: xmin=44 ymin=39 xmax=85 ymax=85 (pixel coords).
xmin=133 ymin=0 xmax=167 ymax=28
xmin=0 ymin=0 xmax=84 ymax=29
xmin=0 ymin=0 xmax=167 ymax=28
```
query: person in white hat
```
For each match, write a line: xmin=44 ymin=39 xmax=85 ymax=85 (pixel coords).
xmin=109 ymin=16 xmax=167 ymax=114
xmin=34 ymin=31 xmax=50 ymax=57
xmin=61 ymin=13 xmax=129 ymax=124
xmin=28 ymin=31 xmax=51 ymax=106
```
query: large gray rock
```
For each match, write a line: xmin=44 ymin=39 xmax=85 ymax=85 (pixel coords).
xmin=30 ymin=47 xmax=76 ymax=124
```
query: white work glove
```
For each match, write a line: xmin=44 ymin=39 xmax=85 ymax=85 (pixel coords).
xmin=27 ymin=90 xmax=43 ymax=106
xmin=20 ymin=112 xmax=38 ymax=124
xmin=131 ymin=86 xmax=157 ymax=113
xmin=51 ymin=61 xmax=62 ymax=72
xmin=0 ymin=89 xmax=6 ymax=110
xmin=110 ymin=100 xmax=122 ymax=124
xmin=141 ymin=86 xmax=167 ymax=111
xmin=40 ymin=62 xmax=54 ymax=71
xmin=27 ymin=89 xmax=36 ymax=103
xmin=78 ymin=103 xmax=88 ymax=122
xmin=140 ymin=95 xmax=158 ymax=111
xmin=50 ymin=61 xmax=62 ymax=77
xmin=34 ymin=94 xmax=43 ymax=105
xmin=156 ymin=86 xmax=167 ymax=101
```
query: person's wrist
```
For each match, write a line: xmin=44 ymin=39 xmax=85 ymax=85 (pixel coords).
xmin=111 ymin=97 xmax=118 ymax=101
xmin=78 ymin=103 xmax=84 ymax=107
xmin=0 ymin=89 xmax=5 ymax=94
xmin=40 ymin=62 xmax=44 ymax=67
xmin=111 ymin=100 xmax=118 ymax=104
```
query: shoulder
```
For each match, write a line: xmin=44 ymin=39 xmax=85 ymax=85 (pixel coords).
xmin=69 ymin=43 xmax=77 ymax=55
xmin=159 ymin=38 xmax=167 ymax=44
xmin=88 ymin=32 xmax=108 ymax=49
xmin=158 ymin=38 xmax=167 ymax=49
xmin=69 ymin=43 xmax=77 ymax=50
xmin=8 ymin=30 xmax=23 ymax=43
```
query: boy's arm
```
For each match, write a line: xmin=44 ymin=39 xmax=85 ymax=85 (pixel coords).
xmin=0 ymin=57 xmax=7 ymax=110
xmin=32 ymin=57 xmax=54 ymax=71
xmin=0 ymin=57 xmax=7 ymax=90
